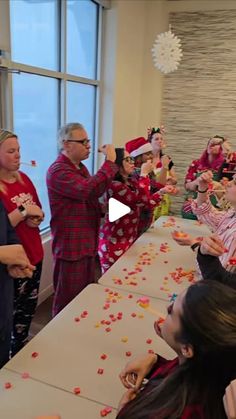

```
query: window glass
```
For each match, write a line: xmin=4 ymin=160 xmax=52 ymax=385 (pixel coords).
xmin=67 ymin=0 xmax=98 ymax=78
xmin=10 ymin=0 xmax=59 ymax=70
xmin=12 ymin=72 xmax=59 ymax=230
xmin=67 ymin=81 xmax=96 ymax=173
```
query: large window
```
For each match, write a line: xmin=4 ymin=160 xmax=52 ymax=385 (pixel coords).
xmin=0 ymin=0 xmax=102 ymax=231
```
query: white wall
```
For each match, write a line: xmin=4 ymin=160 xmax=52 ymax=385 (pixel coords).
xmin=100 ymin=0 xmax=167 ymax=150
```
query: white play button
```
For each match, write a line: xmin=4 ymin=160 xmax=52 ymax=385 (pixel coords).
xmin=108 ymin=198 xmax=131 ymax=222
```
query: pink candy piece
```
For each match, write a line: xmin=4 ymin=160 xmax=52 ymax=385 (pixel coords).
xmin=21 ymin=372 xmax=30 ymax=379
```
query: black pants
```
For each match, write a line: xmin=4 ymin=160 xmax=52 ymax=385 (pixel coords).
xmin=11 ymin=261 xmax=42 ymax=356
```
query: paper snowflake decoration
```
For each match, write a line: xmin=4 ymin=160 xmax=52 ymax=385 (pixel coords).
xmin=151 ymin=30 xmax=183 ymax=74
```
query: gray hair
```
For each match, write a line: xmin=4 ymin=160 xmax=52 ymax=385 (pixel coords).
xmin=57 ymin=122 xmax=85 ymax=150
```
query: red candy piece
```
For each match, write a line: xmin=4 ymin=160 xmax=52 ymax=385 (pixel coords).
xmin=97 ymin=368 xmax=104 ymax=374
xmin=229 ymin=257 xmax=236 ymax=265
xmin=100 ymin=406 xmax=112 ymax=416
xmin=100 ymin=354 xmax=107 ymax=360
xmin=4 ymin=382 xmax=12 ymax=389
xmin=146 ymin=338 xmax=152 ymax=344
xmin=73 ymin=387 xmax=81 ymax=395
xmin=126 ymin=351 xmax=132 ymax=357
xmin=105 ymin=327 xmax=111 ymax=332
xmin=74 ymin=317 xmax=80 ymax=322
xmin=31 ymin=351 xmax=39 ymax=358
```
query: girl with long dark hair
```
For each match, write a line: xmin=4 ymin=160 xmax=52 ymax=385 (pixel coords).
xmin=118 ymin=280 xmax=236 ymax=419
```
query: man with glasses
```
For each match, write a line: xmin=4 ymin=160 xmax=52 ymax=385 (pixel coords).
xmin=46 ymin=122 xmax=118 ymax=316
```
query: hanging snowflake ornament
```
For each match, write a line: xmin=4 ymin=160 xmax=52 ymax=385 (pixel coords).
xmin=151 ymin=28 xmax=183 ymax=74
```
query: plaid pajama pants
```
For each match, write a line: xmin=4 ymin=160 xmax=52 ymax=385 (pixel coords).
xmin=52 ymin=256 xmax=96 ymax=317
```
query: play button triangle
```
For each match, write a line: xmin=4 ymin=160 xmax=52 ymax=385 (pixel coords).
xmin=108 ymin=198 xmax=131 ymax=222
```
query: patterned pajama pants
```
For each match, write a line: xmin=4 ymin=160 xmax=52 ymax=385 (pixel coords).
xmin=52 ymin=256 xmax=96 ymax=317
xmin=11 ymin=261 xmax=42 ymax=357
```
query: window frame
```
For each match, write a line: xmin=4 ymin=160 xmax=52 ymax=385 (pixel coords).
xmin=0 ymin=0 xmax=105 ymax=233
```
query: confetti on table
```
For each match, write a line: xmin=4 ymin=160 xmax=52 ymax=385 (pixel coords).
xmin=169 ymin=267 xmax=195 ymax=284
xmin=126 ymin=351 xmax=132 ymax=357
xmin=97 ymin=368 xmax=104 ymax=375
xmin=21 ymin=372 xmax=30 ymax=379
xmin=137 ymin=297 xmax=150 ymax=308
xmin=121 ymin=336 xmax=128 ymax=343
xmin=172 ymin=230 xmax=188 ymax=238
xmin=146 ymin=338 xmax=152 ymax=344
xmin=100 ymin=406 xmax=112 ymax=417
xmin=105 ymin=327 xmax=111 ymax=332
xmin=31 ymin=351 xmax=39 ymax=358
xmin=4 ymin=382 xmax=12 ymax=389
xmin=100 ymin=354 xmax=107 ymax=360
xmin=73 ymin=387 xmax=81 ymax=395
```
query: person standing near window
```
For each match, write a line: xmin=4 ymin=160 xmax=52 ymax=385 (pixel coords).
xmin=46 ymin=123 xmax=118 ymax=316
xmin=0 ymin=130 xmax=44 ymax=356
xmin=0 ymin=200 xmax=34 ymax=367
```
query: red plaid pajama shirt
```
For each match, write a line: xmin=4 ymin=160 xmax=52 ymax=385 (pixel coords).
xmin=46 ymin=153 xmax=118 ymax=315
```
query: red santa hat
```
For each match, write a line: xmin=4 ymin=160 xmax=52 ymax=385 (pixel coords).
xmin=125 ymin=137 xmax=153 ymax=158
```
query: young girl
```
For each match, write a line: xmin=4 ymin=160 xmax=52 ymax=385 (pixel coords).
xmin=125 ymin=138 xmax=176 ymax=235
xmin=99 ymin=148 xmax=169 ymax=273
xmin=148 ymin=126 xmax=177 ymax=219
xmin=118 ymin=280 xmax=236 ymax=419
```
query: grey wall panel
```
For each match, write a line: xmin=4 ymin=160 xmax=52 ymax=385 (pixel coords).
xmin=162 ymin=10 xmax=236 ymax=215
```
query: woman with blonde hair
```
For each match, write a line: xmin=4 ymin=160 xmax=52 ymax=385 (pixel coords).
xmin=0 ymin=129 xmax=44 ymax=355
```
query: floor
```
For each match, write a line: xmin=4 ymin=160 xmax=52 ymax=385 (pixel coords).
xmin=29 ymin=295 xmax=53 ymax=338
xmin=29 ymin=257 xmax=102 ymax=338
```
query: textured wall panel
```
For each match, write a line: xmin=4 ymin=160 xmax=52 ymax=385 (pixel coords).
xmin=162 ymin=10 xmax=236 ymax=215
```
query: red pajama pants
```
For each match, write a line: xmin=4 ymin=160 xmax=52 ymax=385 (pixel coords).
xmin=52 ymin=256 xmax=96 ymax=317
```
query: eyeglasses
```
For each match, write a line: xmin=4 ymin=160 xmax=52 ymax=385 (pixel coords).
xmin=66 ymin=138 xmax=91 ymax=146
xmin=123 ymin=156 xmax=135 ymax=163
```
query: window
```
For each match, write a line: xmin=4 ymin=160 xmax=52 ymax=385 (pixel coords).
xmin=0 ymin=0 xmax=103 ymax=231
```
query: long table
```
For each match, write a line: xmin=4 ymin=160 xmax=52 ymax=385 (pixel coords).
xmin=99 ymin=216 xmax=210 ymax=301
xmin=0 ymin=369 xmax=117 ymax=419
xmin=4 ymin=284 xmax=175 ymax=410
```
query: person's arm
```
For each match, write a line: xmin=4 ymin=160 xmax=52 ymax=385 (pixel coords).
xmin=224 ymin=379 xmax=236 ymax=419
xmin=8 ymin=205 xmax=44 ymax=228
xmin=197 ymin=235 xmax=236 ymax=289
xmin=47 ymin=160 xmax=118 ymax=202
xmin=197 ymin=251 xmax=236 ymax=290
xmin=154 ymin=155 xmax=170 ymax=185
xmin=184 ymin=160 xmax=200 ymax=192
xmin=196 ymin=170 xmax=213 ymax=206
xmin=167 ymin=165 xmax=177 ymax=185
xmin=119 ymin=353 xmax=158 ymax=391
